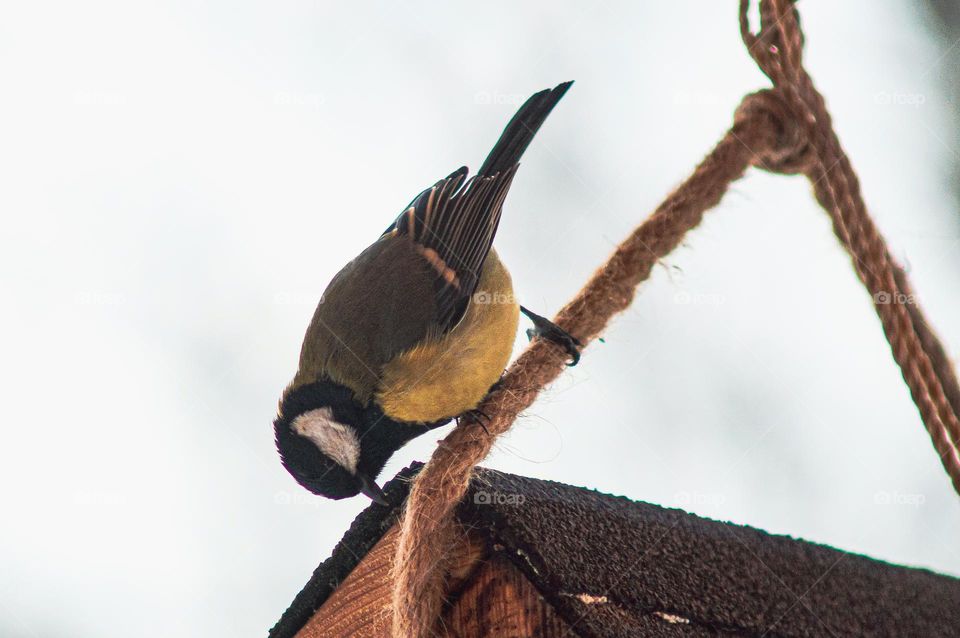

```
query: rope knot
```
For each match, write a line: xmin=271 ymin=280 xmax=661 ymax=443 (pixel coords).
xmin=734 ymin=89 xmax=813 ymax=175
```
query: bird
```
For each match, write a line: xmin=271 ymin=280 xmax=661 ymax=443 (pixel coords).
xmin=274 ymin=82 xmax=579 ymax=504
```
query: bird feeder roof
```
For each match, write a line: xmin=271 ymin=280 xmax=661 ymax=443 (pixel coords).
xmin=271 ymin=464 xmax=960 ymax=637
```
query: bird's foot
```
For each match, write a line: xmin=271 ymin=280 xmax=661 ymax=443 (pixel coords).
xmin=520 ymin=305 xmax=582 ymax=366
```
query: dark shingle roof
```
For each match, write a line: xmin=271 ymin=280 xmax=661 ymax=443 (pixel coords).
xmin=270 ymin=464 xmax=960 ymax=637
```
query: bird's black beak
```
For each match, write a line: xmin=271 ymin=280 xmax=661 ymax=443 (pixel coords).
xmin=357 ymin=472 xmax=389 ymax=506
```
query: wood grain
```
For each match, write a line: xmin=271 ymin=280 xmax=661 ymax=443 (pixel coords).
xmin=295 ymin=526 xmax=398 ymax=638
xmin=442 ymin=553 xmax=573 ymax=638
xmin=296 ymin=525 xmax=490 ymax=638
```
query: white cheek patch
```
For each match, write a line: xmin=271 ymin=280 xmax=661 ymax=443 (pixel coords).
xmin=291 ymin=407 xmax=360 ymax=474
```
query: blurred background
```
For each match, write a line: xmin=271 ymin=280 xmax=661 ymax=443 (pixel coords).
xmin=1 ymin=1 xmax=958 ymax=636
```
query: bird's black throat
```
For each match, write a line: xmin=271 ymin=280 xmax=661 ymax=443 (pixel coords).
xmin=275 ymin=379 xmax=449 ymax=489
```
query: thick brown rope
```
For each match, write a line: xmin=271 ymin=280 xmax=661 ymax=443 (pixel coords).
xmin=391 ymin=2 xmax=960 ymax=635
xmin=740 ymin=0 xmax=960 ymax=491
xmin=391 ymin=108 xmax=772 ymax=637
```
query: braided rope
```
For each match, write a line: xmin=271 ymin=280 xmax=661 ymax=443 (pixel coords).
xmin=741 ymin=0 xmax=960 ymax=491
xmin=390 ymin=2 xmax=960 ymax=635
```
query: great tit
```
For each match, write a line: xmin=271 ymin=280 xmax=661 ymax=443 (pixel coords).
xmin=274 ymin=82 xmax=579 ymax=504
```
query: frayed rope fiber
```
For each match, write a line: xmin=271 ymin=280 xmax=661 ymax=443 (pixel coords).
xmin=391 ymin=1 xmax=960 ymax=635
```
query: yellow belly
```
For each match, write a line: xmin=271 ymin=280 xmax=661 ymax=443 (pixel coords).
xmin=376 ymin=250 xmax=519 ymax=423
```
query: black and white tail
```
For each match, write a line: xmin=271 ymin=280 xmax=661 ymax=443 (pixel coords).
xmin=479 ymin=81 xmax=573 ymax=177
xmin=391 ymin=81 xmax=573 ymax=331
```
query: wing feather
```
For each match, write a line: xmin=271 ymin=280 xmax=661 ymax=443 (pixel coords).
xmin=390 ymin=165 xmax=517 ymax=331
xmin=380 ymin=81 xmax=571 ymax=333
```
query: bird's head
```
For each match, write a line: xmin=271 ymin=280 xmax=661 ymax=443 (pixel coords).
xmin=275 ymin=404 xmax=388 ymax=503
xmin=274 ymin=381 xmax=432 ymax=504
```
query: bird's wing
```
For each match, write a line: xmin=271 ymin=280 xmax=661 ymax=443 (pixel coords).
xmin=379 ymin=81 xmax=572 ymax=333
xmin=386 ymin=165 xmax=517 ymax=332
xmin=298 ymin=81 xmax=573 ymax=398
xmin=297 ymin=235 xmax=441 ymax=403
xmin=299 ymin=167 xmax=517 ymax=402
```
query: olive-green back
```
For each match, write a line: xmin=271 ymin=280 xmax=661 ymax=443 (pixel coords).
xmin=292 ymin=235 xmax=439 ymax=404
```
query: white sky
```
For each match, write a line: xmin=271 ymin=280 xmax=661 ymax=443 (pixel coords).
xmin=1 ymin=2 xmax=958 ymax=636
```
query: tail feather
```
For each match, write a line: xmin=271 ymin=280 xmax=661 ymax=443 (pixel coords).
xmin=478 ymin=81 xmax=573 ymax=177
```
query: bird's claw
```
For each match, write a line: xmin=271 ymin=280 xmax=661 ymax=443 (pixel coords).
xmin=521 ymin=306 xmax=582 ymax=366
xmin=459 ymin=409 xmax=491 ymax=434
